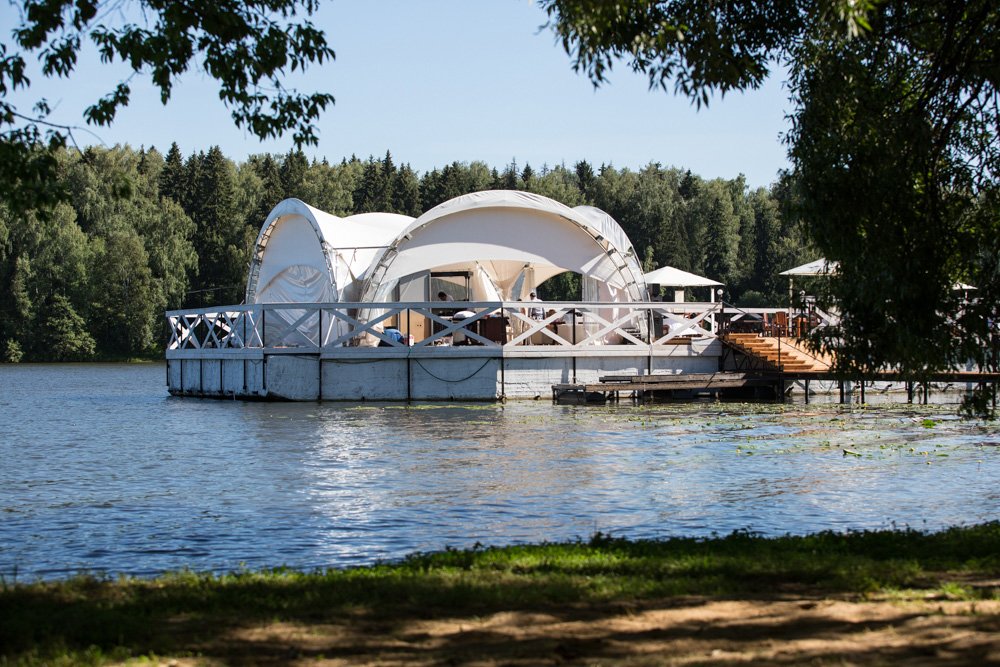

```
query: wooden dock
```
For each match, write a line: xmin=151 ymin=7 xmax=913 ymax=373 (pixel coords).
xmin=552 ymin=369 xmax=1000 ymax=405
xmin=552 ymin=372 xmax=777 ymax=403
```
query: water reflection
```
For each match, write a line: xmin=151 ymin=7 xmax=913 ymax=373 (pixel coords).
xmin=0 ymin=364 xmax=998 ymax=579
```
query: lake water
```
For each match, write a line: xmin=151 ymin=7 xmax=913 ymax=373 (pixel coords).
xmin=1 ymin=363 xmax=998 ymax=580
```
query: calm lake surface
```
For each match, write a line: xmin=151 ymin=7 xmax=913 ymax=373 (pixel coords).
xmin=1 ymin=363 xmax=998 ymax=580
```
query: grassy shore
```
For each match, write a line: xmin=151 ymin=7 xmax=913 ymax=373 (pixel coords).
xmin=3 ymin=524 xmax=999 ymax=666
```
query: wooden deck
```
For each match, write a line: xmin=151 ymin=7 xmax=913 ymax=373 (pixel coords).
xmin=553 ymin=372 xmax=779 ymax=403
xmin=552 ymin=339 xmax=1000 ymax=405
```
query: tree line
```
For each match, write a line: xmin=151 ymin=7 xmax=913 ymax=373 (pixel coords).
xmin=0 ymin=144 xmax=811 ymax=362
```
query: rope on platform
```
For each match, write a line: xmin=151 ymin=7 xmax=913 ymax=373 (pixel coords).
xmin=414 ymin=358 xmax=493 ymax=383
xmin=326 ymin=357 xmax=398 ymax=365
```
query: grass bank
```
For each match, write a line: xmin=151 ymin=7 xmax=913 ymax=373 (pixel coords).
xmin=3 ymin=524 xmax=999 ymax=665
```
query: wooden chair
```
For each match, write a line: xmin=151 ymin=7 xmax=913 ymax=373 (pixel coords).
xmin=772 ymin=311 xmax=788 ymax=337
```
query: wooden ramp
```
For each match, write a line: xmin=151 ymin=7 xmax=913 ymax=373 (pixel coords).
xmin=552 ymin=372 xmax=777 ymax=403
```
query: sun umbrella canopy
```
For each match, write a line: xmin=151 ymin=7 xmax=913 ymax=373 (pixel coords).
xmin=643 ymin=265 xmax=722 ymax=287
xmin=779 ymin=258 xmax=839 ymax=276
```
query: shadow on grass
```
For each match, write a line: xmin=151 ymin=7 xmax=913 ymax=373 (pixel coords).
xmin=2 ymin=524 xmax=999 ymax=665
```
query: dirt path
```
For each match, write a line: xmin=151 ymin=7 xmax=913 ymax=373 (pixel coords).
xmin=157 ymin=594 xmax=1000 ymax=666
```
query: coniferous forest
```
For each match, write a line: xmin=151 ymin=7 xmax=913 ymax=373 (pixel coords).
xmin=0 ymin=144 xmax=813 ymax=362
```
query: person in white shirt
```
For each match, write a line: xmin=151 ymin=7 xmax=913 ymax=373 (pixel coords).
xmin=528 ymin=291 xmax=545 ymax=320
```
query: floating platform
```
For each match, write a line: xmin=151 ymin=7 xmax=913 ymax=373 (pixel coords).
xmin=165 ymin=300 xmax=727 ymax=401
xmin=164 ymin=301 xmax=997 ymax=404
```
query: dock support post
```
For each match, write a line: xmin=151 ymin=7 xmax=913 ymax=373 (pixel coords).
xmin=907 ymin=381 xmax=913 ymax=403
xmin=318 ymin=310 xmax=323 ymax=401
xmin=860 ymin=378 xmax=866 ymax=404
xmin=406 ymin=355 xmax=412 ymax=402
xmin=923 ymin=382 xmax=929 ymax=404
xmin=572 ymin=317 xmax=578 ymax=383
xmin=839 ymin=380 xmax=844 ymax=404
xmin=804 ymin=378 xmax=810 ymax=404
xmin=500 ymin=353 xmax=506 ymax=401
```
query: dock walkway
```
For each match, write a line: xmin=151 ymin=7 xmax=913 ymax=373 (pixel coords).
xmin=552 ymin=372 xmax=776 ymax=403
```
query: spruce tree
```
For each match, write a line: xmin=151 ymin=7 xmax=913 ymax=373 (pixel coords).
xmin=280 ymin=149 xmax=309 ymax=200
xmin=379 ymin=151 xmax=396 ymax=212
xmin=249 ymin=154 xmax=284 ymax=224
xmin=159 ymin=143 xmax=186 ymax=205
xmin=574 ymin=160 xmax=596 ymax=203
xmin=392 ymin=164 xmax=422 ymax=217
xmin=419 ymin=169 xmax=444 ymax=210
xmin=188 ymin=147 xmax=249 ymax=307
xmin=520 ymin=163 xmax=535 ymax=190
xmin=354 ymin=157 xmax=382 ymax=213
xmin=498 ymin=160 xmax=518 ymax=190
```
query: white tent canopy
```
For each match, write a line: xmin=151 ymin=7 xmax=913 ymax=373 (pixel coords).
xmin=643 ymin=265 xmax=722 ymax=287
xmin=245 ymin=199 xmax=413 ymax=304
xmin=779 ymin=258 xmax=839 ymax=276
xmin=359 ymin=190 xmax=649 ymax=304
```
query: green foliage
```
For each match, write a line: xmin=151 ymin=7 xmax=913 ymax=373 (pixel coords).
xmin=1 ymin=143 xmax=803 ymax=360
xmin=786 ymin=1 xmax=1000 ymax=387
xmin=3 ymin=339 xmax=23 ymax=363
xmin=542 ymin=0 xmax=999 ymax=415
xmin=184 ymin=146 xmax=252 ymax=307
xmin=41 ymin=293 xmax=95 ymax=361
xmin=2 ymin=1 xmax=335 ymax=215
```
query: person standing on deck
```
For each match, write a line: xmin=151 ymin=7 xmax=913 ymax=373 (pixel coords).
xmin=528 ymin=291 xmax=545 ymax=320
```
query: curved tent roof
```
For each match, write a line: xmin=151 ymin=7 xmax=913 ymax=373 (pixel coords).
xmin=245 ymin=199 xmax=413 ymax=304
xmin=359 ymin=190 xmax=648 ymax=303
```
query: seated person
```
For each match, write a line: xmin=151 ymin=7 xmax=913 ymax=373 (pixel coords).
xmin=450 ymin=310 xmax=476 ymax=345
xmin=378 ymin=327 xmax=406 ymax=347
xmin=434 ymin=290 xmax=457 ymax=318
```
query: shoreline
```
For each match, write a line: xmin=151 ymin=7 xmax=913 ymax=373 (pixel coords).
xmin=3 ymin=525 xmax=998 ymax=665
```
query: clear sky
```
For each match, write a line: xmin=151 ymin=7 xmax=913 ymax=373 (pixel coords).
xmin=4 ymin=0 xmax=794 ymax=188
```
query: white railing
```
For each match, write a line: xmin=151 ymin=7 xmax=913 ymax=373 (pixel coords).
xmin=165 ymin=301 xmax=724 ymax=352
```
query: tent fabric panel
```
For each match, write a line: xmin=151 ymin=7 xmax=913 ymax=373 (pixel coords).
xmin=247 ymin=199 xmax=415 ymax=305
xmin=257 ymin=264 xmax=337 ymax=305
xmin=253 ymin=215 xmax=333 ymax=302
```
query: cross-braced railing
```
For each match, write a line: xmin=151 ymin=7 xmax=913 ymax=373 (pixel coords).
xmin=165 ymin=301 xmax=724 ymax=352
